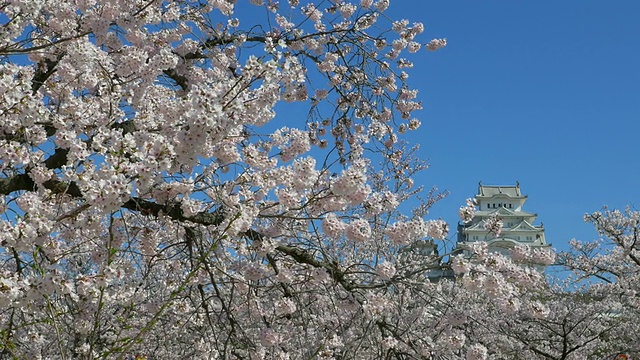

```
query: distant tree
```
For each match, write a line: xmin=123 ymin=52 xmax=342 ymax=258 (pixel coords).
xmin=463 ymin=286 xmax=626 ymax=359
xmin=437 ymin=239 xmax=629 ymax=360
xmin=0 ymin=0 xmax=454 ymax=358
xmin=556 ymin=207 xmax=640 ymax=357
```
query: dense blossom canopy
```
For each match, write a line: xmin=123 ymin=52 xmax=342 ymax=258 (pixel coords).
xmin=0 ymin=0 xmax=452 ymax=357
xmin=0 ymin=0 xmax=637 ymax=359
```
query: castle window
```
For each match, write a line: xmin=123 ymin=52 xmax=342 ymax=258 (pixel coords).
xmin=509 ymin=204 xmax=512 ymax=208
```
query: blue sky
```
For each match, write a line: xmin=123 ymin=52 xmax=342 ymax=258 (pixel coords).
xmin=383 ymin=1 xmax=640 ymax=256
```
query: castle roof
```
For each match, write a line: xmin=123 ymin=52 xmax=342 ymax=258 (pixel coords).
xmin=461 ymin=218 xmax=542 ymax=232
xmin=477 ymin=181 xmax=526 ymax=198
xmin=474 ymin=207 xmax=537 ymax=218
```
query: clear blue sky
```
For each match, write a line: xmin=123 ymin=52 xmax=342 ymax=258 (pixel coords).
xmin=384 ymin=1 xmax=640 ymax=255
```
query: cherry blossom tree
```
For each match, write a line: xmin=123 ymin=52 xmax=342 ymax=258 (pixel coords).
xmin=555 ymin=207 xmax=640 ymax=358
xmin=0 ymin=0 xmax=460 ymax=358
xmin=456 ymin=282 xmax=628 ymax=360
xmin=430 ymin=237 xmax=630 ymax=360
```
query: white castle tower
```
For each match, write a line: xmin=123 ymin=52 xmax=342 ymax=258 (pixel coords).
xmin=456 ymin=182 xmax=549 ymax=258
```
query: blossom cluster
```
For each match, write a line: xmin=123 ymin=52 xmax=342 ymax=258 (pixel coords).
xmin=483 ymin=214 xmax=503 ymax=235
xmin=459 ymin=198 xmax=477 ymax=223
xmin=510 ymin=245 xmax=556 ymax=265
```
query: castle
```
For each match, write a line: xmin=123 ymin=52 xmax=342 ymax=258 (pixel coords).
xmin=421 ymin=182 xmax=550 ymax=281
xmin=456 ymin=182 xmax=549 ymax=257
